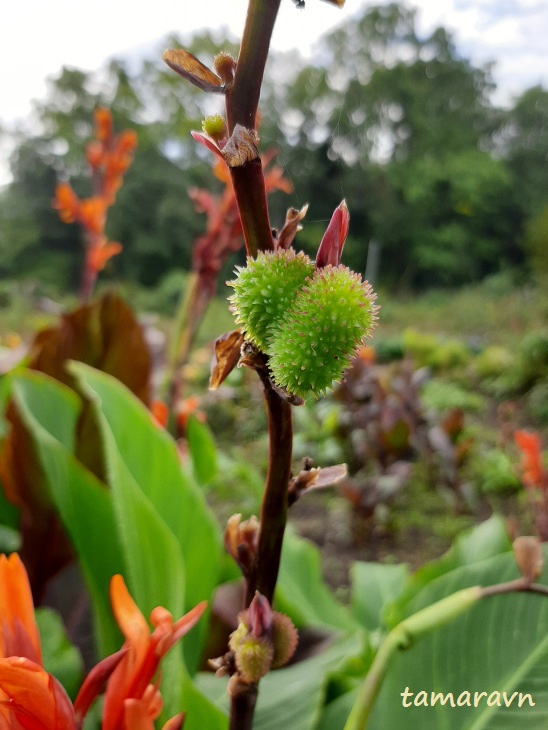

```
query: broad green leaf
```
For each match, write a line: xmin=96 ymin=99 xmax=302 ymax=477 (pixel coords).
xmin=315 ymin=687 xmax=359 ymax=730
xmin=36 ymin=607 xmax=84 ymax=700
xmin=13 ymin=371 xmax=79 ymax=450
xmin=0 ymin=371 xmax=13 ymax=438
xmin=386 ymin=515 xmax=510 ymax=626
xmin=276 ymin=527 xmax=356 ymax=631
xmin=367 ymin=547 xmax=548 ymax=729
xmin=10 ymin=372 xmax=125 ymax=654
xmin=350 ymin=562 xmax=409 ymax=632
xmin=187 ymin=414 xmax=218 ymax=485
xmin=197 ymin=635 xmax=362 ymax=730
xmin=69 ymin=362 xmax=222 ymax=672
xmin=179 ymin=672 xmax=228 ymax=730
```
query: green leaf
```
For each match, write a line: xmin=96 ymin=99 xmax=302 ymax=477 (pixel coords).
xmin=315 ymin=688 xmax=359 ymax=730
xmin=385 ymin=515 xmax=511 ymax=626
xmin=367 ymin=547 xmax=548 ymax=729
xmin=350 ymin=562 xmax=409 ymax=632
xmin=69 ymin=362 xmax=222 ymax=673
xmin=276 ymin=528 xmax=356 ymax=631
xmin=187 ymin=414 xmax=218 ymax=485
xmin=10 ymin=372 xmax=125 ymax=655
xmin=36 ymin=607 xmax=84 ymax=700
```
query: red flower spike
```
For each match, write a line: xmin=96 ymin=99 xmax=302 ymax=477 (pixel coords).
xmin=315 ymin=199 xmax=350 ymax=268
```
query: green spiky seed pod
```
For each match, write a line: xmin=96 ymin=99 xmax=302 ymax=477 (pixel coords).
xmin=234 ymin=636 xmax=274 ymax=683
xmin=228 ymin=249 xmax=314 ymax=351
xmin=269 ymin=265 xmax=378 ymax=399
xmin=271 ymin=612 xmax=298 ymax=669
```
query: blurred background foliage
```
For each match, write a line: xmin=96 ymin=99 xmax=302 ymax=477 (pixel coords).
xmin=1 ymin=2 xmax=547 ymax=294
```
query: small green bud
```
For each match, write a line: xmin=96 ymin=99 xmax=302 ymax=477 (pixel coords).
xmin=228 ymin=618 xmax=249 ymax=653
xmin=234 ymin=636 xmax=274 ymax=683
xmin=228 ymin=250 xmax=314 ymax=351
xmin=269 ymin=265 xmax=378 ymax=399
xmin=213 ymin=52 xmax=236 ymax=85
xmin=202 ymin=114 xmax=227 ymax=142
xmin=271 ymin=612 xmax=298 ymax=669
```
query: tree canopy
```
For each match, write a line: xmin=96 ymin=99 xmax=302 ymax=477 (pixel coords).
xmin=1 ymin=2 xmax=547 ymax=292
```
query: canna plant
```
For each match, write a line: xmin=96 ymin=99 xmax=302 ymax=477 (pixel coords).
xmin=3 ymin=2 xmax=548 ymax=730
xmin=53 ymin=107 xmax=136 ymax=302
xmin=0 ymin=552 xmax=206 ymax=729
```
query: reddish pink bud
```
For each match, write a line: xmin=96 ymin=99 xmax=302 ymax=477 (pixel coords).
xmin=315 ymin=200 xmax=350 ymax=268
xmin=247 ymin=592 xmax=273 ymax=638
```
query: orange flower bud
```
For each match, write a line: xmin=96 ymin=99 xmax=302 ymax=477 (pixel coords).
xmin=117 ymin=129 xmax=137 ymax=154
xmin=86 ymin=141 xmax=104 ymax=169
xmin=53 ymin=182 xmax=80 ymax=223
xmin=94 ymin=107 xmax=113 ymax=142
xmin=87 ymin=240 xmax=122 ymax=273
xmin=79 ymin=198 xmax=106 ymax=234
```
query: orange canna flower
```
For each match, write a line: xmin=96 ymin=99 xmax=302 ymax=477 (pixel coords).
xmin=95 ymin=107 xmax=113 ymax=142
xmin=176 ymin=396 xmax=203 ymax=432
xmin=151 ymin=400 xmax=169 ymax=429
xmin=0 ymin=556 xmax=205 ymax=730
xmin=53 ymin=182 xmax=81 ymax=224
xmin=79 ymin=197 xmax=106 ymax=235
xmin=515 ymin=430 xmax=546 ymax=489
xmin=86 ymin=140 xmax=105 ymax=169
xmin=87 ymin=239 xmax=123 ymax=274
xmin=0 ymin=656 xmax=77 ymax=730
xmin=101 ymin=575 xmax=207 ymax=730
xmin=53 ymin=107 xmax=136 ymax=299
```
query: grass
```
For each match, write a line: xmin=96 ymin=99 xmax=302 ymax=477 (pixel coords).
xmin=375 ymin=274 xmax=544 ymax=348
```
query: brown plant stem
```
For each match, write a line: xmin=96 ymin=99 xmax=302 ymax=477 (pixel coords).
xmin=224 ymin=1 xmax=289 ymax=727
xmin=224 ymin=0 xmax=280 ymax=258
xmin=249 ymin=390 xmax=293 ymax=605
xmin=226 ymin=0 xmax=282 ymax=132
xmin=230 ymin=684 xmax=258 ymax=730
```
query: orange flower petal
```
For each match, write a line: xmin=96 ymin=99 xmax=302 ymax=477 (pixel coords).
xmin=73 ymin=648 xmax=127 ymax=722
xmin=87 ymin=241 xmax=123 ymax=273
xmin=0 ymin=554 xmax=42 ymax=664
xmin=0 ymin=657 xmax=76 ymax=729
xmin=79 ymin=198 xmax=106 ymax=235
xmin=161 ymin=713 xmax=186 ymax=730
xmin=52 ymin=183 xmax=80 ymax=224
xmin=94 ymin=108 xmax=113 ymax=142
xmin=151 ymin=401 xmax=169 ymax=429
xmin=109 ymin=576 xmax=150 ymax=660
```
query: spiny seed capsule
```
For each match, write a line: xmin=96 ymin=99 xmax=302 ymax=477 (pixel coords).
xmin=234 ymin=636 xmax=274 ymax=683
xmin=269 ymin=265 xmax=378 ymax=399
xmin=271 ymin=612 xmax=299 ymax=669
xmin=228 ymin=249 xmax=314 ymax=351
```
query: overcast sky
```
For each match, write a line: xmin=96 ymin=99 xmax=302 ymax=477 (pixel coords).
xmin=1 ymin=0 xmax=547 ymax=182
